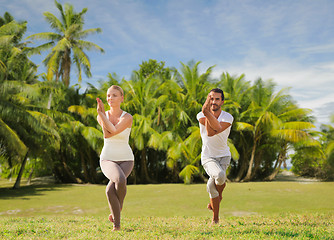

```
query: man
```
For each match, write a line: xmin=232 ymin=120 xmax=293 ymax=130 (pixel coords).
xmin=197 ymin=88 xmax=233 ymax=224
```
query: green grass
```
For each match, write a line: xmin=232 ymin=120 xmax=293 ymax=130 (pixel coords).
xmin=0 ymin=180 xmax=333 ymax=239
xmin=1 ymin=214 xmax=333 ymax=239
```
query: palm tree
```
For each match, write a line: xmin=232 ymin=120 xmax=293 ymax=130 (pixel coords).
xmin=175 ymin=61 xmax=214 ymax=120
xmin=164 ymin=61 xmax=216 ymax=183
xmin=292 ymin=116 xmax=334 ymax=180
xmin=321 ymin=119 xmax=334 ymax=179
xmin=167 ymin=126 xmax=202 ymax=184
xmin=27 ymin=0 xmax=104 ymax=86
xmin=236 ymin=78 xmax=316 ymax=181
xmin=0 ymin=14 xmax=37 ymax=83
xmin=264 ymin=107 xmax=316 ymax=180
xmin=0 ymin=80 xmax=60 ymax=188
xmin=121 ymin=71 xmax=164 ymax=183
xmin=217 ymin=72 xmax=251 ymax=181
xmin=0 ymin=14 xmax=56 ymax=187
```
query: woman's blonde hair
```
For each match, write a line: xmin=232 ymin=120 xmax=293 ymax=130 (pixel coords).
xmin=108 ymin=85 xmax=124 ymax=96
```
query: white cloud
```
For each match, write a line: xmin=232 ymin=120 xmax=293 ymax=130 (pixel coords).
xmin=298 ymin=43 xmax=334 ymax=54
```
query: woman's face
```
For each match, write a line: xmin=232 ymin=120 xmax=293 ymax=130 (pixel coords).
xmin=107 ymin=88 xmax=123 ymax=107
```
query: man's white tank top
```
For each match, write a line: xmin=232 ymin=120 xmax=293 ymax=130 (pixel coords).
xmin=100 ymin=111 xmax=134 ymax=161
xmin=197 ymin=111 xmax=233 ymax=163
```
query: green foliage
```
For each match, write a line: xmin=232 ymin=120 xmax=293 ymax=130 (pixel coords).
xmin=291 ymin=122 xmax=334 ymax=180
xmin=0 ymin=14 xmax=37 ymax=84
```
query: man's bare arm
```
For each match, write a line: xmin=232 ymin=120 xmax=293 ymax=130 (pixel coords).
xmin=200 ymin=117 xmax=231 ymax=136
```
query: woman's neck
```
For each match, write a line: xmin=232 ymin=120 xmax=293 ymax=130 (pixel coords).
xmin=108 ymin=106 xmax=123 ymax=116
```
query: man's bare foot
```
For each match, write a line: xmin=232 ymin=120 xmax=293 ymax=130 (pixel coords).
xmin=212 ymin=219 xmax=219 ymax=224
xmin=108 ymin=214 xmax=114 ymax=223
xmin=207 ymin=195 xmax=223 ymax=211
xmin=207 ymin=203 xmax=213 ymax=210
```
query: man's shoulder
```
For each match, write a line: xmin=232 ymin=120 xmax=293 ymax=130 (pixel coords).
xmin=223 ymin=111 xmax=233 ymax=118
xmin=196 ymin=111 xmax=205 ymax=120
xmin=219 ymin=111 xmax=233 ymax=123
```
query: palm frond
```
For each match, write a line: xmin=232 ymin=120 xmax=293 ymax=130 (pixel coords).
xmin=43 ymin=12 xmax=64 ymax=33
xmin=81 ymin=126 xmax=103 ymax=153
xmin=68 ymin=105 xmax=86 ymax=116
xmin=0 ymin=118 xmax=27 ymax=158
xmin=278 ymin=108 xmax=313 ymax=121
xmin=0 ymin=20 xmax=25 ymax=36
xmin=0 ymin=35 xmax=14 ymax=46
xmin=179 ymin=164 xmax=199 ymax=184
xmin=235 ymin=122 xmax=254 ymax=131
xmin=228 ymin=138 xmax=240 ymax=161
xmin=74 ymin=28 xmax=102 ymax=39
xmin=271 ymin=129 xmax=311 ymax=142
xmin=26 ymin=32 xmax=61 ymax=41
xmin=26 ymin=41 xmax=55 ymax=56
xmin=282 ymin=121 xmax=315 ymax=130
xmin=325 ymin=141 xmax=334 ymax=156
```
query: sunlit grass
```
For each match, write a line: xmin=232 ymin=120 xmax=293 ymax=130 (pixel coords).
xmin=0 ymin=180 xmax=333 ymax=239
xmin=0 ymin=214 xmax=333 ymax=239
xmin=1 ymin=181 xmax=333 ymax=217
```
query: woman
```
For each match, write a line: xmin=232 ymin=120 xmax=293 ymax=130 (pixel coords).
xmin=96 ymin=85 xmax=134 ymax=231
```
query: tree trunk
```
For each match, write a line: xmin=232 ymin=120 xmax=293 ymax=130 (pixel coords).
xmin=13 ymin=150 xmax=29 ymax=189
xmin=140 ymin=149 xmax=151 ymax=183
xmin=47 ymin=92 xmax=53 ymax=109
xmin=272 ymin=157 xmax=279 ymax=170
xmin=234 ymin=156 xmax=248 ymax=182
xmin=265 ymin=144 xmax=287 ymax=181
xmin=242 ymin=141 xmax=257 ymax=182
xmin=62 ymin=51 xmax=71 ymax=87
xmin=62 ymin=160 xmax=81 ymax=183
xmin=80 ymin=151 xmax=89 ymax=183
xmin=27 ymin=169 xmax=34 ymax=185
xmin=265 ymin=159 xmax=283 ymax=181
xmin=88 ymin=150 xmax=97 ymax=184
xmin=251 ymin=151 xmax=263 ymax=179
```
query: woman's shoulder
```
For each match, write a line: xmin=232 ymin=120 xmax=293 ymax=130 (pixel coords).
xmin=122 ymin=111 xmax=133 ymax=119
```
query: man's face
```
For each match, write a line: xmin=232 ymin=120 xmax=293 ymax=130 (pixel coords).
xmin=209 ymin=92 xmax=223 ymax=111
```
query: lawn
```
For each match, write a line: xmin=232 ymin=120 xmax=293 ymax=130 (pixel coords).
xmin=0 ymin=180 xmax=333 ymax=239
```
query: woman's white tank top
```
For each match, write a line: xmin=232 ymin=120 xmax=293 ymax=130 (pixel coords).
xmin=100 ymin=111 xmax=134 ymax=161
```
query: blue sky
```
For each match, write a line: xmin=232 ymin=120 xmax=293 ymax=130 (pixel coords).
xmin=2 ymin=0 xmax=334 ymax=126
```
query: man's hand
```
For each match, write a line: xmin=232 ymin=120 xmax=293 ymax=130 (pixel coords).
xmin=202 ymin=93 xmax=212 ymax=113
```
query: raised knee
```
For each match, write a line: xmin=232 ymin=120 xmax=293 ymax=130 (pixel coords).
xmin=207 ymin=179 xmax=219 ymax=198
xmin=115 ymin=176 xmax=126 ymax=186
xmin=215 ymin=171 xmax=226 ymax=185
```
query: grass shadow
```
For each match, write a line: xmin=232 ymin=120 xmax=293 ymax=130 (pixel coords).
xmin=0 ymin=184 xmax=76 ymax=199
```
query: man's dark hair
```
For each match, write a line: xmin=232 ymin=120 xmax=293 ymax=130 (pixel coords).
xmin=210 ymin=88 xmax=224 ymax=101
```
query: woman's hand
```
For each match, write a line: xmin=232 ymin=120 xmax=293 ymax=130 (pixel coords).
xmin=96 ymin=98 xmax=105 ymax=114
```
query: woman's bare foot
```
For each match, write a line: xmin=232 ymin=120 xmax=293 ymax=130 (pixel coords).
xmin=108 ymin=214 xmax=114 ymax=223
xmin=112 ymin=226 xmax=121 ymax=231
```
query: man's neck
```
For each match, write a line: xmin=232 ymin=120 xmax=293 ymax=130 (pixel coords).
xmin=211 ymin=109 xmax=222 ymax=118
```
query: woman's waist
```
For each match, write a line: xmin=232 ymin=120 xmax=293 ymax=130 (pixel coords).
xmin=103 ymin=137 xmax=129 ymax=143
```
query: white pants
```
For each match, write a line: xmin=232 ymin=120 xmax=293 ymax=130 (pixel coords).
xmin=202 ymin=156 xmax=231 ymax=198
